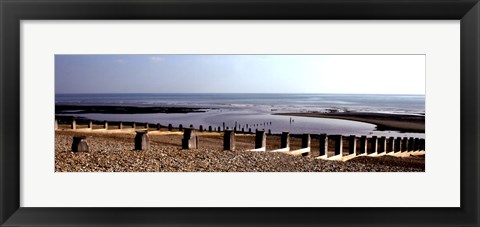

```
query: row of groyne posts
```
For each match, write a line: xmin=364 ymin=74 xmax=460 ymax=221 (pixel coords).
xmin=56 ymin=118 xmax=274 ymax=134
xmin=220 ymin=130 xmax=425 ymax=158
xmin=61 ymin=119 xmax=425 ymax=158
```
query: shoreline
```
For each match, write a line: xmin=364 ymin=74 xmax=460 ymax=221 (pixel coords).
xmin=55 ymin=105 xmax=425 ymax=134
xmin=274 ymin=112 xmax=425 ymax=133
xmin=55 ymin=105 xmax=208 ymax=114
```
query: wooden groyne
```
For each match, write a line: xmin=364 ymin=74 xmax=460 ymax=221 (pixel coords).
xmin=57 ymin=118 xmax=425 ymax=160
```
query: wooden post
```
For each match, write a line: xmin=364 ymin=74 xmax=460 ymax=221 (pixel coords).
xmin=334 ymin=135 xmax=343 ymax=156
xmin=408 ymin=137 xmax=414 ymax=151
xmin=301 ymin=133 xmax=311 ymax=148
xmin=420 ymin=138 xmax=425 ymax=151
xmin=388 ymin=137 xmax=395 ymax=153
xmin=71 ymin=136 xmax=89 ymax=152
xmin=134 ymin=130 xmax=150 ymax=150
xmin=369 ymin=136 xmax=378 ymax=154
xmin=379 ymin=136 xmax=387 ymax=154
xmin=223 ymin=129 xmax=235 ymax=151
xmin=281 ymin=132 xmax=290 ymax=149
xmin=319 ymin=134 xmax=328 ymax=157
xmin=395 ymin=137 xmax=402 ymax=153
xmin=71 ymin=118 xmax=76 ymax=130
xmin=401 ymin=137 xmax=408 ymax=152
xmin=414 ymin=137 xmax=418 ymax=151
xmin=255 ymin=130 xmax=266 ymax=149
xmin=348 ymin=135 xmax=356 ymax=155
xmin=182 ymin=128 xmax=198 ymax=149
xmin=359 ymin=136 xmax=367 ymax=155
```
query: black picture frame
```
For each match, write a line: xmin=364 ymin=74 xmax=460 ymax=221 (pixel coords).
xmin=1 ymin=0 xmax=479 ymax=226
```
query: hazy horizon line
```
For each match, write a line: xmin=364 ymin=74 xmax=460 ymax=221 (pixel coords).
xmin=55 ymin=92 xmax=425 ymax=96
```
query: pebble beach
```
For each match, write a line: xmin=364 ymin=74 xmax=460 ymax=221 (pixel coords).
xmin=55 ymin=129 xmax=425 ymax=172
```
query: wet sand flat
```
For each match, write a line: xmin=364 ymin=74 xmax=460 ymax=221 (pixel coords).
xmin=275 ymin=112 xmax=425 ymax=133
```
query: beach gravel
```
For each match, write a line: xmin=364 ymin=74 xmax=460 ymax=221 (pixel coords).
xmin=55 ymin=131 xmax=424 ymax=172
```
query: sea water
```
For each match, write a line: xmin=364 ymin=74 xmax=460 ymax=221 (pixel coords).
xmin=55 ymin=93 xmax=425 ymax=138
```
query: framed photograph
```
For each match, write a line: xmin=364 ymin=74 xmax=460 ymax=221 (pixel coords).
xmin=1 ymin=0 xmax=479 ymax=226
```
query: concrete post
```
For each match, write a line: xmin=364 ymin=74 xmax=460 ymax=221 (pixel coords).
xmin=348 ymin=135 xmax=356 ymax=155
xmin=388 ymin=137 xmax=395 ymax=153
xmin=255 ymin=130 xmax=266 ymax=149
xmin=182 ymin=128 xmax=198 ymax=149
xmin=89 ymin=120 xmax=93 ymax=129
xmin=134 ymin=130 xmax=150 ymax=150
xmin=145 ymin=123 xmax=149 ymax=130
xmin=208 ymin=125 xmax=212 ymax=132
xmin=281 ymin=132 xmax=290 ymax=149
xmin=379 ymin=136 xmax=387 ymax=154
xmin=71 ymin=136 xmax=89 ymax=152
xmin=104 ymin=121 xmax=108 ymax=130
xmin=223 ymin=129 xmax=235 ymax=151
xmin=402 ymin=137 xmax=408 ymax=152
xmin=319 ymin=134 xmax=328 ymax=157
xmin=302 ymin=134 xmax=311 ymax=148
xmin=334 ymin=135 xmax=343 ymax=156
xmin=199 ymin=125 xmax=203 ymax=132
xmin=369 ymin=136 xmax=378 ymax=154
xmin=55 ymin=119 xmax=58 ymax=130
xmin=119 ymin=122 xmax=123 ymax=130
xmin=359 ymin=136 xmax=367 ymax=155
xmin=408 ymin=137 xmax=414 ymax=151
xmin=179 ymin=124 xmax=183 ymax=131
xmin=71 ymin=119 xmax=76 ymax=130
xmin=133 ymin=122 xmax=136 ymax=129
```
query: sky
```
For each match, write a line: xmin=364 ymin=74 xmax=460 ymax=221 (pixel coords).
xmin=55 ymin=55 xmax=425 ymax=94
